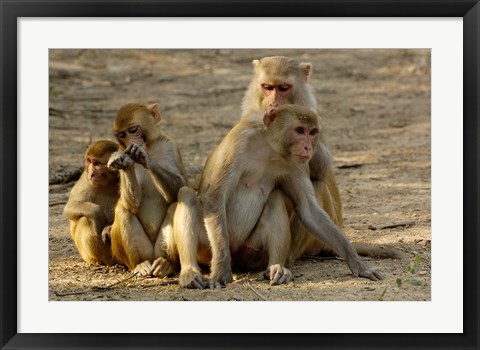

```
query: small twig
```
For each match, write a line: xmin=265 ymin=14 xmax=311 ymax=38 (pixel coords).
xmin=245 ymin=274 xmax=268 ymax=301
xmin=49 ymin=200 xmax=68 ymax=207
xmin=337 ymin=163 xmax=364 ymax=169
xmin=91 ymin=272 xmax=138 ymax=290
xmin=54 ymin=272 xmax=138 ymax=297
xmin=138 ymin=278 xmax=179 ymax=288
xmin=54 ymin=290 xmax=88 ymax=297
xmin=368 ymin=221 xmax=415 ymax=230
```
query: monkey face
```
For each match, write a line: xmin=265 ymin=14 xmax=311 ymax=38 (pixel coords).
xmin=115 ymin=125 xmax=146 ymax=149
xmin=261 ymin=83 xmax=293 ymax=110
xmin=263 ymin=105 xmax=319 ymax=164
xmin=289 ymin=124 xmax=319 ymax=163
xmin=86 ymin=155 xmax=118 ymax=188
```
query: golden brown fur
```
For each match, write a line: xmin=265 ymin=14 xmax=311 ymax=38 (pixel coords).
xmin=64 ymin=140 xmax=120 ymax=265
xmin=174 ymin=105 xmax=384 ymax=288
xmin=107 ymin=102 xmax=203 ymax=287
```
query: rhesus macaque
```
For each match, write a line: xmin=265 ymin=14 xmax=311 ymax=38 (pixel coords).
xmin=107 ymin=102 xmax=202 ymax=288
xmin=64 ymin=140 xmax=120 ymax=266
xmin=241 ymin=56 xmax=394 ymax=262
xmin=174 ymin=105 xmax=383 ymax=288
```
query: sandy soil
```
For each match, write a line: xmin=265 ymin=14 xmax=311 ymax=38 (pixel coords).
xmin=48 ymin=49 xmax=431 ymax=301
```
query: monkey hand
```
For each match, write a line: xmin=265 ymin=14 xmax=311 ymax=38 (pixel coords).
xmin=107 ymin=151 xmax=134 ymax=170
xmin=101 ymin=225 xmax=112 ymax=244
xmin=208 ymin=265 xmax=233 ymax=289
xmin=125 ymin=144 xmax=150 ymax=169
xmin=347 ymin=257 xmax=385 ymax=281
xmin=151 ymin=257 xmax=176 ymax=278
xmin=264 ymin=264 xmax=293 ymax=285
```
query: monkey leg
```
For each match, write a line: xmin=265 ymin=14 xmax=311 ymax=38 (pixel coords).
xmin=170 ymin=187 xmax=207 ymax=289
xmin=110 ymin=208 xmax=155 ymax=275
xmin=73 ymin=217 xmax=113 ymax=266
xmin=246 ymin=189 xmax=292 ymax=286
xmin=151 ymin=204 xmax=178 ymax=278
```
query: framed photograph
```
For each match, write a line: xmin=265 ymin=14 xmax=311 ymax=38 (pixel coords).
xmin=1 ymin=1 xmax=478 ymax=349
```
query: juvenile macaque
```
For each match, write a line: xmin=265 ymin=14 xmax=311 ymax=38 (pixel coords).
xmin=174 ymin=105 xmax=383 ymax=288
xmin=241 ymin=56 xmax=394 ymax=262
xmin=107 ymin=103 xmax=202 ymax=287
xmin=64 ymin=140 xmax=119 ymax=265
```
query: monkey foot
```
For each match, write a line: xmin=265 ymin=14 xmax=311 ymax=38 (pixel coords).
xmin=179 ymin=270 xmax=206 ymax=289
xmin=151 ymin=257 xmax=176 ymax=278
xmin=265 ymin=264 xmax=292 ymax=285
xmin=134 ymin=261 xmax=153 ymax=276
xmin=208 ymin=269 xmax=233 ymax=289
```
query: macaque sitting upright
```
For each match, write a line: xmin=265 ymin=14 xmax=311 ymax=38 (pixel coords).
xmin=64 ymin=140 xmax=120 ymax=266
xmin=107 ymin=102 xmax=205 ymax=289
xmin=174 ymin=104 xmax=384 ymax=288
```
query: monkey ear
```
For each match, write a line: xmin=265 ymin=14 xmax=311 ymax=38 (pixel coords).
xmin=147 ymin=103 xmax=162 ymax=124
xmin=263 ymin=109 xmax=278 ymax=127
xmin=252 ymin=59 xmax=260 ymax=68
xmin=300 ymin=63 xmax=312 ymax=80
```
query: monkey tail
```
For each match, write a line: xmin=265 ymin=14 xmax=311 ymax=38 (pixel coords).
xmin=352 ymin=242 xmax=404 ymax=259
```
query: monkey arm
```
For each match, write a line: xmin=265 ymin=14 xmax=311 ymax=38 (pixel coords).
xmin=282 ymin=174 xmax=355 ymax=259
xmin=198 ymin=146 xmax=245 ymax=286
xmin=64 ymin=200 xmax=108 ymax=234
xmin=283 ymin=174 xmax=383 ymax=280
xmin=308 ymin=141 xmax=331 ymax=181
xmin=147 ymin=161 xmax=186 ymax=204
xmin=118 ymin=166 xmax=142 ymax=214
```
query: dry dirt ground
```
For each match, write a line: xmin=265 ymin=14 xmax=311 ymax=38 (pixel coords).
xmin=48 ymin=49 xmax=431 ymax=301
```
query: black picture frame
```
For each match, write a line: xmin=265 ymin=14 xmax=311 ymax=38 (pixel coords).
xmin=1 ymin=1 xmax=478 ymax=349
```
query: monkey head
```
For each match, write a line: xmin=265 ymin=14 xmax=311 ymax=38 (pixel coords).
xmin=263 ymin=104 xmax=320 ymax=164
xmin=113 ymin=102 xmax=162 ymax=150
xmin=85 ymin=140 xmax=119 ymax=188
xmin=252 ymin=56 xmax=312 ymax=110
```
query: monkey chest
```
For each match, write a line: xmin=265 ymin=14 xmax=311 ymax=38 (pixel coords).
xmin=226 ymin=178 xmax=274 ymax=239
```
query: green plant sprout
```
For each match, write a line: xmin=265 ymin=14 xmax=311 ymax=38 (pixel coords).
xmin=378 ymin=253 xmax=423 ymax=301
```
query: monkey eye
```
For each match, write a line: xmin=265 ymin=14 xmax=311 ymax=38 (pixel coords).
xmin=295 ymin=127 xmax=305 ymax=134
xmin=309 ymin=128 xmax=319 ymax=136
xmin=117 ymin=132 xmax=126 ymax=139
xmin=93 ymin=160 xmax=102 ymax=167
xmin=278 ymin=85 xmax=291 ymax=92
xmin=262 ymin=84 xmax=274 ymax=91
xmin=128 ymin=126 xmax=138 ymax=134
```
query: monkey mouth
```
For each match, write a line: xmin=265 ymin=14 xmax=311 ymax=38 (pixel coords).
xmin=89 ymin=176 xmax=106 ymax=186
xmin=296 ymin=155 xmax=311 ymax=163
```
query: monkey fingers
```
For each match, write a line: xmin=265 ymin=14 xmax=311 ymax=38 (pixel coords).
xmin=125 ymin=144 xmax=149 ymax=169
xmin=346 ymin=257 xmax=385 ymax=281
xmin=208 ymin=269 xmax=233 ymax=289
xmin=101 ymin=225 xmax=112 ymax=244
xmin=107 ymin=151 xmax=134 ymax=170
xmin=150 ymin=257 xmax=176 ymax=278
xmin=179 ymin=270 xmax=206 ymax=289
xmin=134 ymin=260 xmax=153 ymax=277
xmin=358 ymin=267 xmax=385 ymax=281
xmin=265 ymin=264 xmax=293 ymax=286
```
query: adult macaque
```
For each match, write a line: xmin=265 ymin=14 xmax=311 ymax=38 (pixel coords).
xmin=107 ymin=102 xmax=202 ymax=288
xmin=241 ymin=56 xmax=395 ymax=261
xmin=64 ymin=140 xmax=120 ymax=266
xmin=175 ymin=105 xmax=383 ymax=288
